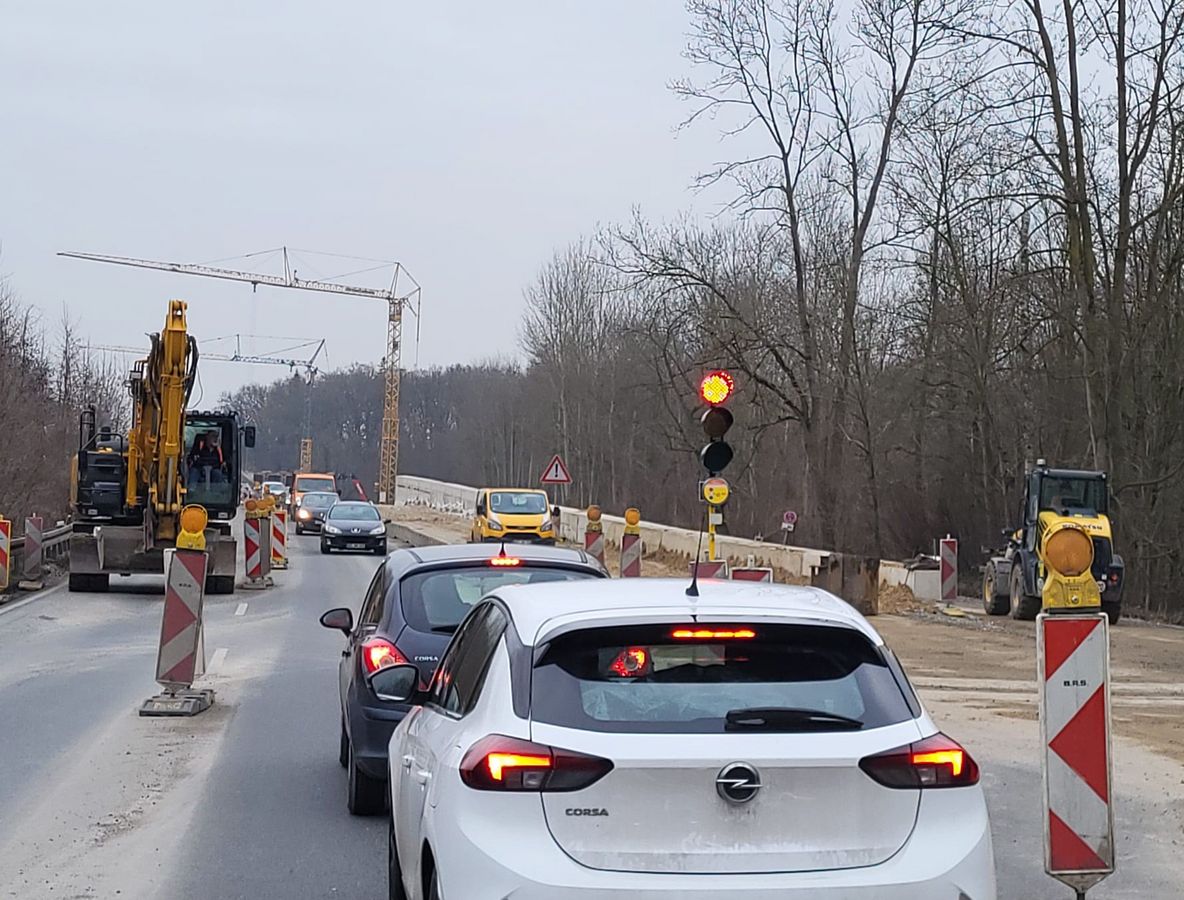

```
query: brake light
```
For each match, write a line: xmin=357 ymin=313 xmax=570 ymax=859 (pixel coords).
xmin=671 ymin=628 xmax=756 ymax=639
xmin=361 ymin=637 xmax=408 ymax=675
xmin=1108 ymin=571 xmax=1120 ymax=584
xmin=459 ymin=735 xmax=613 ymax=792
xmin=489 ymin=556 xmax=523 ymax=567
xmin=608 ymin=647 xmax=649 ymax=677
xmin=859 ymin=733 xmax=979 ymax=789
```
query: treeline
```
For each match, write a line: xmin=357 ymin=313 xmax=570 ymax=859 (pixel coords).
xmin=233 ymin=0 xmax=1184 ymax=620
xmin=0 ymin=277 xmax=125 ymax=527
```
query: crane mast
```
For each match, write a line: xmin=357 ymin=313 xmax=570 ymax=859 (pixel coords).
xmin=61 ymin=248 xmax=420 ymax=501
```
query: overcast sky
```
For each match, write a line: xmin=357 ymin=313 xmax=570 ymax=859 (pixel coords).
xmin=0 ymin=2 xmax=731 ymax=400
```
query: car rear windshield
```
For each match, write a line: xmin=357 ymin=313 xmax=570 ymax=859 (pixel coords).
xmin=531 ymin=623 xmax=915 ymax=734
xmin=489 ymin=492 xmax=548 ymax=515
xmin=400 ymin=566 xmax=599 ymax=633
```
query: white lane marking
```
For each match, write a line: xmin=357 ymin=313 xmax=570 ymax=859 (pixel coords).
xmin=0 ymin=581 xmax=67 ymax=618
xmin=208 ymin=647 xmax=229 ymax=673
xmin=235 ymin=602 xmax=248 ymax=616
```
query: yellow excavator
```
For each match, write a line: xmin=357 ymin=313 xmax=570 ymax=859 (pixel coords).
xmin=69 ymin=300 xmax=255 ymax=593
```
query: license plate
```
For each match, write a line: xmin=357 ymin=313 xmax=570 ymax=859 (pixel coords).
xmin=346 ymin=543 xmax=365 ymax=550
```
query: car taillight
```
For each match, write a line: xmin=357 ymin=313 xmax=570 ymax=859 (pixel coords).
xmin=489 ymin=556 xmax=522 ymax=567
xmin=459 ymin=735 xmax=613 ymax=792
xmin=608 ymin=647 xmax=650 ymax=677
xmin=859 ymin=733 xmax=979 ymax=789
xmin=360 ymin=637 xmax=408 ymax=675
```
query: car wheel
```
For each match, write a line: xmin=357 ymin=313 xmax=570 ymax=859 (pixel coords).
xmin=321 ymin=542 xmax=330 ymax=555
xmin=388 ymin=815 xmax=407 ymax=900
xmin=1010 ymin=562 xmax=1041 ymax=620
xmin=1102 ymin=600 xmax=1121 ymax=625
xmin=339 ymin=718 xmax=349 ymax=768
xmin=347 ymin=743 xmax=386 ymax=816
xmin=296 ymin=525 xmax=304 ymax=535
xmin=374 ymin=543 xmax=387 ymax=556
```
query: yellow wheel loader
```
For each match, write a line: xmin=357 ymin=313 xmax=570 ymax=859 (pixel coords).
xmin=983 ymin=461 xmax=1124 ymax=623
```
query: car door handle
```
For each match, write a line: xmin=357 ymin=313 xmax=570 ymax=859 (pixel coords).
xmin=414 ymin=770 xmax=432 ymax=785
xmin=401 ymin=755 xmax=414 ymax=770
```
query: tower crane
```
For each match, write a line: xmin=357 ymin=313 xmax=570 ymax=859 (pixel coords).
xmin=93 ymin=334 xmax=325 ymax=472
xmin=61 ymin=248 xmax=420 ymax=502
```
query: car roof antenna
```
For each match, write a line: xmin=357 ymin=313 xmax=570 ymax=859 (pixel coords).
xmin=686 ymin=509 xmax=706 ymax=600
xmin=498 ymin=539 xmax=507 ymax=559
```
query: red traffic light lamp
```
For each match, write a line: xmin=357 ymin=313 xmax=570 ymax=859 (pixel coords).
xmin=700 ymin=370 xmax=734 ymax=406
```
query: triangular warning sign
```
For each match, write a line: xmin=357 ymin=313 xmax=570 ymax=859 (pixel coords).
xmin=540 ymin=454 xmax=572 ymax=485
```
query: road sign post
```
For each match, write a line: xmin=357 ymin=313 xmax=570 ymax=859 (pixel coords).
xmin=1038 ymin=612 xmax=1114 ymax=897
xmin=140 ymin=548 xmax=214 ymax=716
xmin=940 ymin=536 xmax=958 ymax=603
xmin=781 ymin=510 xmax=797 ymax=544
xmin=701 ymin=477 xmax=730 ymax=561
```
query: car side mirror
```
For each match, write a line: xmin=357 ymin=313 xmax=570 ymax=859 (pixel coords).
xmin=319 ymin=607 xmax=353 ymax=635
xmin=367 ymin=664 xmax=421 ymax=703
xmin=383 ymin=518 xmax=392 ymax=525
xmin=243 ymin=426 xmax=256 ymax=448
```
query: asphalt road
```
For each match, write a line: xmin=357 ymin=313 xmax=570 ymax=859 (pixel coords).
xmin=0 ymin=534 xmax=1179 ymax=899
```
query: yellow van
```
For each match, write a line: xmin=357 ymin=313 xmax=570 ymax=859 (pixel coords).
xmin=471 ymin=488 xmax=558 ymax=544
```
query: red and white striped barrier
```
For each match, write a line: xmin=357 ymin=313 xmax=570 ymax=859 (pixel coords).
xmin=20 ymin=515 xmax=44 ymax=590
xmin=940 ymin=536 xmax=957 ymax=603
xmin=1038 ymin=613 xmax=1114 ymax=894
xmin=730 ymin=566 xmax=773 ymax=583
xmin=0 ymin=517 xmax=10 ymax=591
xmin=585 ymin=528 xmax=605 ymax=567
xmin=690 ymin=559 xmax=729 ymax=579
xmin=140 ymin=549 xmax=214 ymax=716
xmin=620 ymin=533 xmax=642 ymax=578
xmin=243 ymin=516 xmax=272 ymax=589
xmin=271 ymin=509 xmax=288 ymax=569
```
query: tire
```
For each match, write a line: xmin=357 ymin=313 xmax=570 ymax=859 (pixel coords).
xmin=339 ymin=719 xmax=349 ymax=769
xmin=374 ymin=543 xmax=388 ymax=556
xmin=388 ymin=815 xmax=407 ymax=900
xmin=1010 ymin=562 xmax=1041 ymax=620
xmin=1102 ymin=600 xmax=1121 ymax=625
xmin=347 ymin=743 xmax=386 ymax=816
xmin=296 ymin=525 xmax=304 ymax=535
xmin=982 ymin=562 xmax=1010 ymax=616
xmin=206 ymin=574 xmax=235 ymax=595
xmin=68 ymin=572 xmax=109 ymax=592
xmin=321 ymin=542 xmax=330 ymax=555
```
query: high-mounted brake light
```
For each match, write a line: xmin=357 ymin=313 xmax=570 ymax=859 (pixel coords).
xmin=609 ymin=647 xmax=649 ymax=677
xmin=859 ymin=733 xmax=979 ymax=789
xmin=671 ymin=628 xmax=756 ymax=640
xmin=460 ymin=735 xmax=614 ymax=792
xmin=361 ymin=637 xmax=408 ymax=675
xmin=489 ymin=556 xmax=523 ymax=567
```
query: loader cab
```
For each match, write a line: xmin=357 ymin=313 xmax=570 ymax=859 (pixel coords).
xmin=183 ymin=410 xmax=254 ymax=519
xmin=1025 ymin=467 xmax=1109 ymax=524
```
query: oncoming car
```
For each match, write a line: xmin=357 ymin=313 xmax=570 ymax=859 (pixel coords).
xmin=319 ymin=543 xmax=608 ymax=815
xmin=375 ymin=579 xmax=996 ymax=900
xmin=295 ymin=490 xmax=337 ymax=534
xmin=320 ymin=502 xmax=389 ymax=555
xmin=471 ymin=488 xmax=558 ymax=544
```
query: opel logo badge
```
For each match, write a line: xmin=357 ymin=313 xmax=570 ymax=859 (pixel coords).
xmin=716 ymin=762 xmax=761 ymax=803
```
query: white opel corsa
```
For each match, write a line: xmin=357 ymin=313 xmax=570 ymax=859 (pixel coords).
xmin=376 ymin=579 xmax=996 ymax=900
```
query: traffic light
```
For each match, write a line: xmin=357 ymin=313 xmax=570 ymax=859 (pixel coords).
xmin=699 ymin=370 xmax=735 ymax=474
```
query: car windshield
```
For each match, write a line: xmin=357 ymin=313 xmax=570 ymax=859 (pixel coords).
xmin=328 ymin=503 xmax=379 ymax=521
xmin=184 ymin=417 xmax=235 ymax=509
xmin=263 ymin=483 xmax=285 ymax=493
xmin=400 ymin=566 xmax=598 ymax=632
xmin=531 ymin=623 xmax=915 ymax=734
xmin=296 ymin=476 xmax=335 ymax=493
xmin=300 ymin=492 xmax=336 ymax=509
xmin=489 ymin=491 xmax=548 ymax=515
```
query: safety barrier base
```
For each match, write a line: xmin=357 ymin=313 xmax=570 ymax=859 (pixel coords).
xmin=139 ymin=688 xmax=215 ymax=717
xmin=240 ymin=576 xmax=274 ymax=591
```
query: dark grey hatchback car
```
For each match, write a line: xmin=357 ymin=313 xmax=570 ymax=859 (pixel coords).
xmin=319 ymin=542 xmax=608 ymax=815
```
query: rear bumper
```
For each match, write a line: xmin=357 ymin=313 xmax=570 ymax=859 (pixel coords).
xmin=427 ymin=787 xmax=995 ymax=900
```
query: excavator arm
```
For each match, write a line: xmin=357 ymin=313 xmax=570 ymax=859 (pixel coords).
xmin=124 ymin=300 xmax=198 ymax=541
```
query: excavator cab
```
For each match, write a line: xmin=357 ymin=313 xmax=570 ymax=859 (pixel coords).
xmin=183 ymin=412 xmax=248 ymax=517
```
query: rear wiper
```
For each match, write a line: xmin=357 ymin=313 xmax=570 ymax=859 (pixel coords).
xmin=725 ymin=707 xmax=863 ymax=731
xmin=430 ymin=624 xmax=459 ymax=634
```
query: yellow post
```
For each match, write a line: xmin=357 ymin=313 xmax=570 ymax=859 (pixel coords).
xmin=701 ymin=478 xmax=730 ymax=562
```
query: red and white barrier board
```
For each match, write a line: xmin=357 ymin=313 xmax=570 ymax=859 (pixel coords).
xmin=584 ymin=529 xmax=605 ymax=567
xmin=730 ymin=566 xmax=773 ymax=583
xmin=155 ymin=549 xmax=207 ymax=688
xmin=1038 ymin=613 xmax=1114 ymax=893
xmin=271 ymin=509 xmax=288 ymax=569
xmin=0 ymin=518 xmax=10 ymax=590
xmin=940 ymin=536 xmax=957 ymax=602
xmin=620 ymin=533 xmax=642 ymax=578
xmin=690 ymin=560 xmax=729 ymax=579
